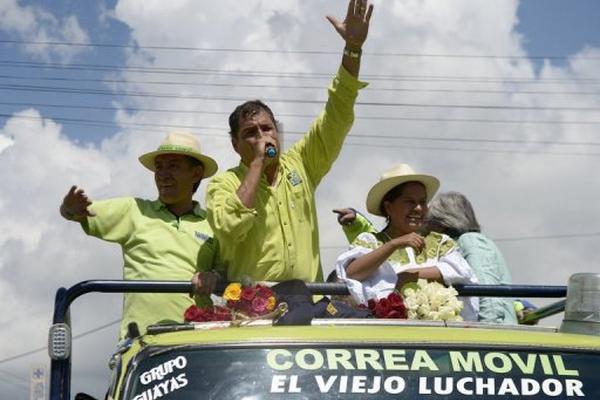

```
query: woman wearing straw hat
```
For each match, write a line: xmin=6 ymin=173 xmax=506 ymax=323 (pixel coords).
xmin=335 ymin=164 xmax=479 ymax=320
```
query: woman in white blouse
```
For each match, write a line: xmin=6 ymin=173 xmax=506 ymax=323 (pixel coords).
xmin=335 ymin=164 xmax=479 ymax=320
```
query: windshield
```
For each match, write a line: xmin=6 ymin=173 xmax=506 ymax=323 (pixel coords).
xmin=124 ymin=345 xmax=599 ymax=399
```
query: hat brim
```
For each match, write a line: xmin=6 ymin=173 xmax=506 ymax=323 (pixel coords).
xmin=366 ymin=174 xmax=440 ymax=216
xmin=138 ymin=149 xmax=218 ymax=178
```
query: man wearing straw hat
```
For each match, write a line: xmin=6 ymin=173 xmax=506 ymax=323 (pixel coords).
xmin=59 ymin=132 xmax=222 ymax=339
xmin=206 ymin=0 xmax=374 ymax=283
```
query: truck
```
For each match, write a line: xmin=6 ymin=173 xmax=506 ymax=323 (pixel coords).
xmin=48 ymin=273 xmax=600 ymax=399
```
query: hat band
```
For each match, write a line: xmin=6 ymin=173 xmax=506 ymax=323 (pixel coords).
xmin=157 ymin=144 xmax=197 ymax=153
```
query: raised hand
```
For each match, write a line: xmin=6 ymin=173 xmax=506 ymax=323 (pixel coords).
xmin=190 ymin=271 xmax=219 ymax=296
xmin=396 ymin=270 xmax=420 ymax=291
xmin=326 ymin=0 xmax=374 ymax=49
xmin=60 ymin=185 xmax=95 ymax=221
xmin=332 ymin=208 xmax=357 ymax=226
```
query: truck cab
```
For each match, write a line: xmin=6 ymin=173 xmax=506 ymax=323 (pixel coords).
xmin=49 ymin=273 xmax=600 ymax=399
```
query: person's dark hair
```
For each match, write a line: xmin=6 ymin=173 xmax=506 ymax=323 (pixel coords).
xmin=379 ymin=181 xmax=426 ymax=217
xmin=185 ymin=156 xmax=204 ymax=193
xmin=228 ymin=100 xmax=278 ymax=138
xmin=427 ymin=191 xmax=481 ymax=238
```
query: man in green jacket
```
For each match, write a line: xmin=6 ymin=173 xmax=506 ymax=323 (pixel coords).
xmin=60 ymin=132 xmax=222 ymax=339
xmin=206 ymin=0 xmax=374 ymax=283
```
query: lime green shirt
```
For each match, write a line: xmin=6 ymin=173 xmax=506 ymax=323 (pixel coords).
xmin=82 ymin=197 xmax=220 ymax=339
xmin=207 ymin=66 xmax=367 ymax=282
xmin=342 ymin=210 xmax=378 ymax=243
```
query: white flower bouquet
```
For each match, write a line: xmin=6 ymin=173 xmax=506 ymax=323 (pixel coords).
xmin=402 ymin=279 xmax=463 ymax=322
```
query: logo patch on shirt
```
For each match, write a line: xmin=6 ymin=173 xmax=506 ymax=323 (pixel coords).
xmin=287 ymin=170 xmax=303 ymax=186
xmin=326 ymin=302 xmax=339 ymax=316
xmin=195 ymin=231 xmax=213 ymax=244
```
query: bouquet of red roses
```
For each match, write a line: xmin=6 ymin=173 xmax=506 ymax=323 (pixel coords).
xmin=184 ymin=282 xmax=277 ymax=323
xmin=223 ymin=282 xmax=277 ymax=318
xmin=184 ymin=304 xmax=232 ymax=322
xmin=367 ymin=291 xmax=408 ymax=319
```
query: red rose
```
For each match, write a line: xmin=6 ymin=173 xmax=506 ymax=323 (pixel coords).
xmin=241 ymin=287 xmax=258 ymax=302
xmin=383 ymin=292 xmax=407 ymax=319
xmin=201 ymin=307 xmax=215 ymax=321
xmin=184 ymin=305 xmax=214 ymax=322
xmin=367 ymin=293 xmax=409 ymax=319
xmin=251 ymin=296 xmax=269 ymax=315
xmin=256 ymin=285 xmax=274 ymax=299
xmin=235 ymin=299 xmax=252 ymax=314
xmin=184 ymin=305 xmax=202 ymax=322
xmin=388 ymin=292 xmax=404 ymax=308
xmin=385 ymin=307 xmax=407 ymax=319
xmin=212 ymin=306 xmax=232 ymax=321
xmin=367 ymin=299 xmax=377 ymax=311
xmin=227 ymin=299 xmax=239 ymax=309
xmin=374 ymin=298 xmax=391 ymax=318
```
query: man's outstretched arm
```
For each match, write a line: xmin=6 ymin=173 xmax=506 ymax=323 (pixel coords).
xmin=59 ymin=185 xmax=95 ymax=222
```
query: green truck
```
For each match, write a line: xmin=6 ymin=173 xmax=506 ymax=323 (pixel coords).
xmin=49 ymin=273 xmax=600 ymax=399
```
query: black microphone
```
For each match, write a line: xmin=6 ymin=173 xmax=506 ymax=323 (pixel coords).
xmin=265 ymin=145 xmax=277 ymax=158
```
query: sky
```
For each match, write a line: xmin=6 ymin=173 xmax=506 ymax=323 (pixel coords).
xmin=1 ymin=0 xmax=599 ymax=398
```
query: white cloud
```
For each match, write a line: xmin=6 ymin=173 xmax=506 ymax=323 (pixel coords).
xmin=109 ymin=0 xmax=600 ymax=301
xmin=1 ymin=0 xmax=600 ymax=398
xmin=106 ymin=0 xmax=600 ymax=333
xmin=0 ymin=110 xmax=124 ymax=398
xmin=0 ymin=0 xmax=90 ymax=62
xmin=0 ymin=133 xmax=13 ymax=154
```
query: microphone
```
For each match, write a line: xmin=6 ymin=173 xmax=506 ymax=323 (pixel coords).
xmin=265 ymin=145 xmax=277 ymax=158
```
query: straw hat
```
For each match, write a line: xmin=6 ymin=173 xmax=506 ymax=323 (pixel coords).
xmin=138 ymin=132 xmax=218 ymax=178
xmin=366 ymin=163 xmax=440 ymax=216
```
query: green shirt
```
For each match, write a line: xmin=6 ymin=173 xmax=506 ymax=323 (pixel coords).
xmin=207 ymin=66 xmax=367 ymax=282
xmin=342 ymin=210 xmax=378 ymax=243
xmin=82 ymin=197 xmax=220 ymax=339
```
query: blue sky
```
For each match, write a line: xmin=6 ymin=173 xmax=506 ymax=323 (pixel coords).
xmin=0 ymin=1 xmax=599 ymax=399
xmin=1 ymin=0 xmax=599 ymax=144
xmin=0 ymin=0 xmax=130 ymax=143
xmin=517 ymin=0 xmax=600 ymax=62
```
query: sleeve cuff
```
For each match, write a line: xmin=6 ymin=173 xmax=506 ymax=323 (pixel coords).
xmin=225 ymin=194 xmax=258 ymax=216
xmin=80 ymin=217 xmax=91 ymax=234
xmin=336 ymin=65 xmax=369 ymax=91
xmin=437 ymin=249 xmax=478 ymax=286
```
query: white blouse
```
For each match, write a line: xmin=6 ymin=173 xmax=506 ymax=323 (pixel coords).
xmin=335 ymin=231 xmax=479 ymax=321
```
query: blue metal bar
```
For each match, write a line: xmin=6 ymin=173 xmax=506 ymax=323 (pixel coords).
xmin=52 ymin=280 xmax=193 ymax=325
xmin=308 ymin=282 xmax=567 ymax=298
xmin=50 ymin=288 xmax=70 ymax=400
xmin=453 ymin=284 xmax=566 ymax=298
